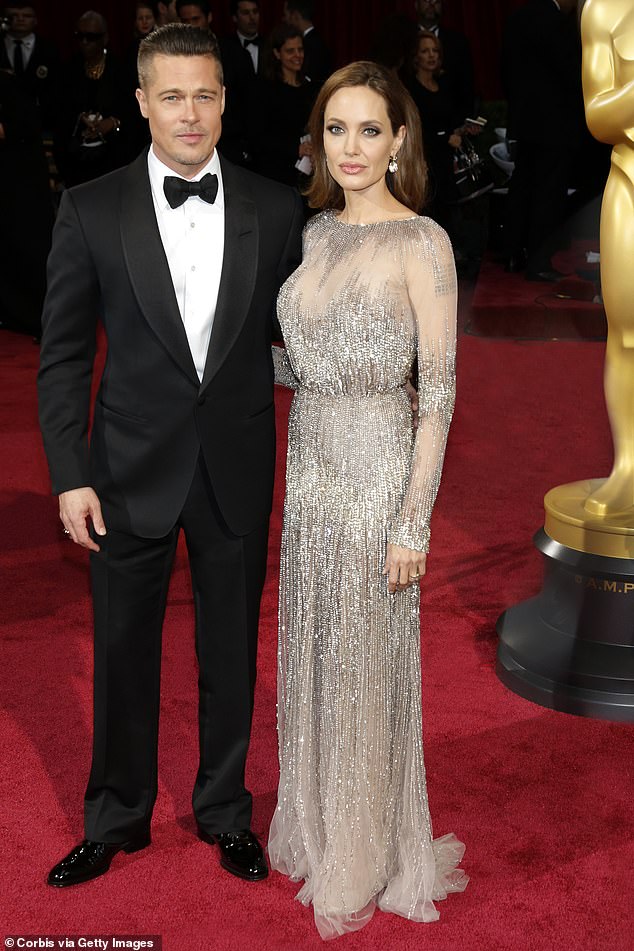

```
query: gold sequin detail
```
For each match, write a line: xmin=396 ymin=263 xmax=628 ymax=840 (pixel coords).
xmin=270 ymin=210 xmax=467 ymax=939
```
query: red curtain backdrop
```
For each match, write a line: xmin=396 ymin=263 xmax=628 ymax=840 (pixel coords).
xmin=37 ymin=0 xmax=526 ymax=100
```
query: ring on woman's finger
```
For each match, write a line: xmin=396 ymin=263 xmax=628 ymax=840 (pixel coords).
xmin=409 ymin=573 xmax=420 ymax=581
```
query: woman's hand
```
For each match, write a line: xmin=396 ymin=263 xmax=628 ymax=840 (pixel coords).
xmin=383 ymin=543 xmax=427 ymax=593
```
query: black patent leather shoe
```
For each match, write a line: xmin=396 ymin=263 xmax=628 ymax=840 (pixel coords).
xmin=198 ymin=827 xmax=268 ymax=881
xmin=47 ymin=836 xmax=151 ymax=887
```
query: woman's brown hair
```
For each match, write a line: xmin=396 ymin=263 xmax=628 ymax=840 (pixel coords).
xmin=305 ymin=60 xmax=428 ymax=213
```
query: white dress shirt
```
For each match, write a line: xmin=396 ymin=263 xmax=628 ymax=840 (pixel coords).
xmin=4 ymin=31 xmax=35 ymax=70
xmin=237 ymin=30 xmax=259 ymax=72
xmin=147 ymin=146 xmax=225 ymax=382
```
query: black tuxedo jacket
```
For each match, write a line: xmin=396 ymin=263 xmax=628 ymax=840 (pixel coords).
xmin=302 ymin=28 xmax=332 ymax=86
xmin=219 ymin=33 xmax=263 ymax=80
xmin=436 ymin=27 xmax=474 ymax=123
xmin=502 ymin=0 xmax=582 ymax=142
xmin=217 ymin=34 xmax=261 ymax=164
xmin=38 ymin=151 xmax=303 ymax=538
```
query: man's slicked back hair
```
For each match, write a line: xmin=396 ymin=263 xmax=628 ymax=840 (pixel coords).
xmin=137 ymin=22 xmax=223 ymax=87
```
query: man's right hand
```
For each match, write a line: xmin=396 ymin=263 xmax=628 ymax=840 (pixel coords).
xmin=59 ymin=487 xmax=107 ymax=552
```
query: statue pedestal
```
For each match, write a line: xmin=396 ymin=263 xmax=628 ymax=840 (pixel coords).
xmin=496 ymin=481 xmax=634 ymax=722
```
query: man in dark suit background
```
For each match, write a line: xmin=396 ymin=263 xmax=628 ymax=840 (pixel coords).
xmin=283 ymin=0 xmax=332 ymax=86
xmin=39 ymin=23 xmax=303 ymax=888
xmin=0 ymin=68 xmax=54 ymax=336
xmin=220 ymin=0 xmax=262 ymax=80
xmin=176 ymin=0 xmax=213 ymax=29
xmin=502 ymin=0 xmax=583 ymax=280
xmin=218 ymin=0 xmax=262 ymax=165
xmin=0 ymin=2 xmax=60 ymax=136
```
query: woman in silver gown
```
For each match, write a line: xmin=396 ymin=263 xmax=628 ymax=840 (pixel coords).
xmin=269 ymin=61 xmax=468 ymax=939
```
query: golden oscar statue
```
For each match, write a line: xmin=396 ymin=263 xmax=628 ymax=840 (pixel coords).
xmin=496 ymin=0 xmax=634 ymax=722
xmin=544 ymin=0 xmax=634 ymax=550
xmin=581 ymin=0 xmax=634 ymax=519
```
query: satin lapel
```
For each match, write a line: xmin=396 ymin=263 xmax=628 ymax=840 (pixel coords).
xmin=200 ymin=159 xmax=258 ymax=392
xmin=119 ymin=152 xmax=199 ymax=384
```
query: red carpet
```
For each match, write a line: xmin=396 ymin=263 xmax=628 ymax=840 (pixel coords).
xmin=469 ymin=244 xmax=606 ymax=340
xmin=1 ymin=325 xmax=633 ymax=951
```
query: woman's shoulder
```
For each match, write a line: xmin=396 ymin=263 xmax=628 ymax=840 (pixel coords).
xmin=398 ymin=213 xmax=451 ymax=242
xmin=302 ymin=208 xmax=335 ymax=243
xmin=302 ymin=210 xmax=332 ymax=254
xmin=398 ymin=215 xmax=454 ymax=265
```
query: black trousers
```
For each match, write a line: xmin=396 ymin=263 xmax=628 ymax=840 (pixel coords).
xmin=84 ymin=456 xmax=269 ymax=842
xmin=505 ymin=139 xmax=572 ymax=274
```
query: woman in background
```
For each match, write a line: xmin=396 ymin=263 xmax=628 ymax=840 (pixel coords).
xmin=253 ymin=23 xmax=316 ymax=186
xmin=269 ymin=61 xmax=468 ymax=939
xmin=403 ymin=31 xmax=463 ymax=228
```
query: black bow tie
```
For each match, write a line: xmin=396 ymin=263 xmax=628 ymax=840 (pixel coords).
xmin=243 ymin=36 xmax=259 ymax=47
xmin=163 ymin=172 xmax=218 ymax=209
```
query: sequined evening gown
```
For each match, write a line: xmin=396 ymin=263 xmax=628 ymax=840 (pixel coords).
xmin=269 ymin=210 xmax=468 ymax=940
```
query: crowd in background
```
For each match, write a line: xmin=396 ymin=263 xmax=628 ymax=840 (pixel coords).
xmin=0 ymin=0 xmax=610 ymax=336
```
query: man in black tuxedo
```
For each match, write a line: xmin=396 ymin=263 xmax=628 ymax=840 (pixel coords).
xmin=0 ymin=3 xmax=60 ymax=135
xmin=218 ymin=1 xmax=262 ymax=165
xmin=502 ymin=0 xmax=583 ymax=280
xmin=220 ymin=0 xmax=262 ymax=80
xmin=39 ymin=23 xmax=303 ymax=888
xmin=414 ymin=0 xmax=474 ymax=123
xmin=283 ymin=0 xmax=332 ymax=86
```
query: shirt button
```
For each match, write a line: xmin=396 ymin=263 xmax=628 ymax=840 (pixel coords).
xmin=191 ymin=265 xmax=196 ymax=271
xmin=190 ymin=222 xmax=196 ymax=228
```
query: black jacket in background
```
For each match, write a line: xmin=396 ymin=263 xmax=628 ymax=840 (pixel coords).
xmin=502 ymin=0 xmax=583 ymax=143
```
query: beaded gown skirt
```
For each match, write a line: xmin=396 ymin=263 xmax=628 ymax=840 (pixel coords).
xmin=269 ymin=211 xmax=468 ymax=939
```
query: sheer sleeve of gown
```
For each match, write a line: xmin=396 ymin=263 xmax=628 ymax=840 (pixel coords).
xmin=388 ymin=223 xmax=457 ymax=554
